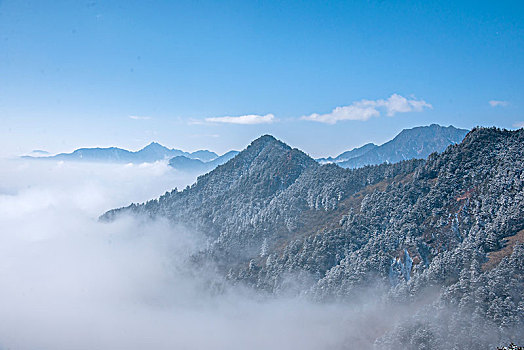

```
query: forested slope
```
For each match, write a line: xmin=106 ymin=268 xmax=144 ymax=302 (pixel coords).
xmin=103 ymin=127 xmax=524 ymax=349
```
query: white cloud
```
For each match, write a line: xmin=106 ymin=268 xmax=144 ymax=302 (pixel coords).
xmin=489 ymin=100 xmax=509 ymax=107
xmin=376 ymin=94 xmax=432 ymax=116
xmin=301 ymin=94 xmax=432 ymax=124
xmin=513 ymin=121 xmax=524 ymax=128
xmin=205 ymin=113 xmax=275 ymax=125
xmin=129 ymin=115 xmax=151 ymax=120
xmin=301 ymin=104 xmax=380 ymax=124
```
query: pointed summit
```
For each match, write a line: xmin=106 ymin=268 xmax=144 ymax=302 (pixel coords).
xmin=230 ymin=134 xmax=316 ymax=171
xmin=191 ymin=134 xmax=317 ymax=199
xmin=132 ymin=141 xmax=176 ymax=162
xmin=140 ymin=141 xmax=169 ymax=151
xmin=102 ymin=134 xmax=319 ymax=229
xmin=250 ymin=134 xmax=278 ymax=145
xmin=243 ymin=135 xmax=284 ymax=155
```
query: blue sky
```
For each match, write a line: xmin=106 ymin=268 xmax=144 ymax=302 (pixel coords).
xmin=1 ymin=0 xmax=523 ymax=157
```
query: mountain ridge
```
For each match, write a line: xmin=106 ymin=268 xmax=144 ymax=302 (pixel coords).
xmin=319 ymin=124 xmax=468 ymax=168
xmin=22 ymin=142 xmax=220 ymax=164
xmin=317 ymin=142 xmax=378 ymax=164
xmin=168 ymin=150 xmax=240 ymax=173
xmin=102 ymin=127 xmax=523 ymax=348
xmin=22 ymin=124 xmax=467 ymax=171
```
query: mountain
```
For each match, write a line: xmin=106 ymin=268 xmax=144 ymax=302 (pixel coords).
xmin=51 ymin=147 xmax=135 ymax=162
xmin=168 ymin=150 xmax=239 ymax=173
xmin=317 ymin=142 xmax=377 ymax=164
xmin=22 ymin=142 xmax=218 ymax=164
xmin=188 ymin=150 xmax=218 ymax=162
xmin=25 ymin=149 xmax=51 ymax=157
xmin=213 ymin=150 xmax=240 ymax=164
xmin=103 ymin=134 xmax=322 ymax=261
xmin=102 ymin=128 xmax=523 ymax=348
xmin=319 ymin=124 xmax=468 ymax=168
xmin=131 ymin=142 xmax=182 ymax=162
xmin=168 ymin=156 xmax=209 ymax=172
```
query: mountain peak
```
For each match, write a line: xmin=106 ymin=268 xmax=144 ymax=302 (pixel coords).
xmin=245 ymin=135 xmax=292 ymax=155
xmin=142 ymin=141 xmax=167 ymax=150
xmin=249 ymin=134 xmax=279 ymax=146
xmin=398 ymin=124 xmax=458 ymax=135
xmin=257 ymin=134 xmax=276 ymax=141
xmin=336 ymin=124 xmax=469 ymax=168
xmin=182 ymin=134 xmax=317 ymax=201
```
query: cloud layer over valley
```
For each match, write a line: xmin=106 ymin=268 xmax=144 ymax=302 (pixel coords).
xmin=0 ymin=159 xmax=389 ymax=350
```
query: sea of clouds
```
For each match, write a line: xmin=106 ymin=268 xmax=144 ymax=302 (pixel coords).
xmin=0 ymin=159 xmax=382 ymax=350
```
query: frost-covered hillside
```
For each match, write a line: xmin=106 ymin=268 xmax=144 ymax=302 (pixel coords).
xmin=103 ymin=127 xmax=524 ymax=349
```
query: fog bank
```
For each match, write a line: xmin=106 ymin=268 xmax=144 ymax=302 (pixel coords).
xmin=0 ymin=159 xmax=384 ymax=350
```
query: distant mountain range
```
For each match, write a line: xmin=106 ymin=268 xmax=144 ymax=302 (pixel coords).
xmin=23 ymin=124 xmax=468 ymax=175
xmin=168 ymin=151 xmax=240 ymax=173
xmin=27 ymin=149 xmax=51 ymax=156
xmin=22 ymin=142 xmax=221 ymax=164
xmin=317 ymin=142 xmax=377 ymax=164
xmin=318 ymin=124 xmax=468 ymax=168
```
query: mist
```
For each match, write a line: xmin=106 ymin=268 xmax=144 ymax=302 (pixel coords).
xmin=1 ymin=158 xmax=517 ymax=349
xmin=0 ymin=159 xmax=399 ymax=350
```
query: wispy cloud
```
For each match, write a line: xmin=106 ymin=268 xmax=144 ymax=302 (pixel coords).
xmin=205 ymin=113 xmax=275 ymax=125
xmin=489 ymin=100 xmax=509 ymax=107
xmin=301 ymin=94 xmax=432 ymax=124
xmin=129 ymin=115 xmax=151 ymax=120
xmin=513 ymin=121 xmax=524 ymax=128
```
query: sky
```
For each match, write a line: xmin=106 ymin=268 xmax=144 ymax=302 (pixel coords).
xmin=1 ymin=0 xmax=523 ymax=158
